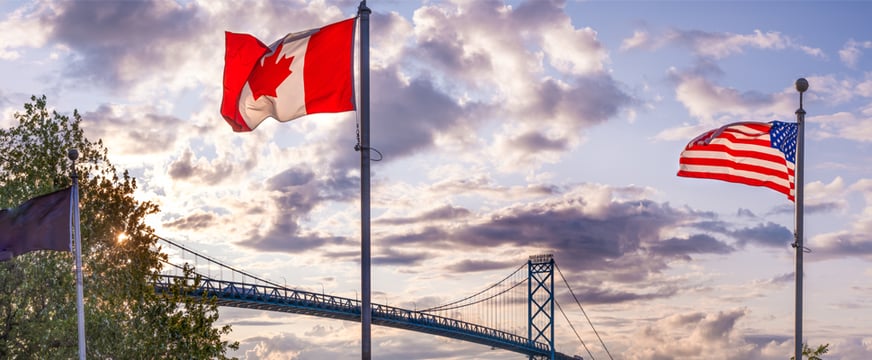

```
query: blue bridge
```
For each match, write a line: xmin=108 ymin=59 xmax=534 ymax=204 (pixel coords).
xmin=153 ymin=237 xmax=610 ymax=359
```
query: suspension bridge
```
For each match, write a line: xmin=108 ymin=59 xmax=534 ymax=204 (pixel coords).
xmin=152 ymin=237 xmax=611 ymax=360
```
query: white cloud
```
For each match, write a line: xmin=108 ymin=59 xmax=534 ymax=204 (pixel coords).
xmin=371 ymin=11 xmax=414 ymax=70
xmin=805 ymin=177 xmax=848 ymax=210
xmin=0 ymin=2 xmax=52 ymax=60
xmin=540 ymin=22 xmax=606 ymax=75
xmin=647 ymin=28 xmax=825 ymax=60
xmin=857 ymin=74 xmax=872 ymax=98
xmin=803 ymin=74 xmax=863 ymax=104
xmin=808 ymin=178 xmax=872 ymax=259
xmin=670 ymin=72 xmax=793 ymax=123
xmin=620 ymin=30 xmax=650 ymax=51
xmin=623 ymin=308 xmax=797 ymax=360
xmin=840 ymin=39 xmax=872 ymax=68
xmin=405 ymin=0 xmax=628 ymax=171
xmin=813 ymin=105 xmax=872 ymax=143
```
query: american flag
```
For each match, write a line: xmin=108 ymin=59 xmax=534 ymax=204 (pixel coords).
xmin=677 ymin=121 xmax=798 ymax=201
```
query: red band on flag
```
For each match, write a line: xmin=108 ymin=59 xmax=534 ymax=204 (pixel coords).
xmin=677 ymin=121 xmax=797 ymax=201
xmin=304 ymin=18 xmax=356 ymax=114
xmin=221 ymin=32 xmax=269 ymax=132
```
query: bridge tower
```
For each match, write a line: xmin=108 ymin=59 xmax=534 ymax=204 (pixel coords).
xmin=528 ymin=254 xmax=555 ymax=360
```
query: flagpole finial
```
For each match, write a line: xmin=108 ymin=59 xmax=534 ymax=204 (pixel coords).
xmin=795 ymin=78 xmax=808 ymax=111
xmin=795 ymin=78 xmax=809 ymax=93
xmin=68 ymin=148 xmax=79 ymax=180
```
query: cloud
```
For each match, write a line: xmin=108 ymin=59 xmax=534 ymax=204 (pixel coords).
xmin=620 ymin=30 xmax=651 ymax=51
xmin=763 ymin=272 xmax=793 ymax=286
xmin=373 ymin=248 xmax=431 ymax=267
xmin=324 ymin=1 xmax=634 ymax=172
xmin=668 ymin=71 xmax=794 ymax=123
xmin=685 ymin=219 xmax=792 ymax=249
xmin=238 ymin=331 xmax=329 ymax=360
xmin=812 ymin=231 xmax=872 ymax=259
xmin=648 ymin=234 xmax=734 ymax=258
xmin=232 ymin=324 xmax=496 ymax=360
xmin=839 ymin=39 xmax=872 ymax=68
xmin=377 ymin=205 xmax=471 ymax=226
xmin=376 ymin=183 xmax=735 ymax=288
xmin=563 ymin=285 xmax=679 ymax=305
xmin=370 ymin=11 xmax=413 ymax=69
xmin=737 ymin=208 xmax=757 ymax=218
xmin=237 ymin=166 xmax=357 ymax=253
xmin=766 ymin=176 xmax=847 ymax=216
xmin=167 ymin=146 xmax=257 ymax=185
xmin=405 ymin=0 xmax=630 ymax=170
xmin=731 ymin=222 xmax=793 ymax=248
xmin=814 ymin=109 xmax=872 ymax=143
xmin=806 ymin=178 xmax=872 ymax=259
xmin=427 ymin=175 xmax=560 ymax=201
xmin=624 ymin=308 xmax=793 ymax=360
xmin=444 ymin=259 xmax=516 ymax=273
xmin=81 ymin=104 xmax=187 ymax=156
xmin=162 ymin=211 xmax=216 ymax=231
xmin=41 ymin=1 xmax=206 ymax=89
xmin=368 ymin=68 xmax=483 ymax=161
xmin=524 ymin=6 xmax=606 ymax=76
xmin=17 ymin=0 xmax=354 ymax=100
xmin=665 ymin=29 xmax=824 ymax=60
xmin=490 ymin=73 xmax=631 ymax=170
xmin=0 ymin=2 xmax=52 ymax=60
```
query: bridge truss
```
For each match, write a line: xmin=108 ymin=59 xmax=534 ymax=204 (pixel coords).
xmin=153 ymin=238 xmax=584 ymax=359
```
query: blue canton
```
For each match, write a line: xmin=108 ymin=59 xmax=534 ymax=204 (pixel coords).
xmin=769 ymin=121 xmax=798 ymax=164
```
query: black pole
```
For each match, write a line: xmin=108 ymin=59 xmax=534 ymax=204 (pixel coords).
xmin=793 ymin=77 xmax=808 ymax=360
xmin=357 ymin=1 xmax=372 ymax=359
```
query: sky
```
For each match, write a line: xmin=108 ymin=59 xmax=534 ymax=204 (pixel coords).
xmin=2 ymin=0 xmax=872 ymax=359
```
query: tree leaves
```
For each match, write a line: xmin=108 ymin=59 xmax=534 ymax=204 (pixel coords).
xmin=0 ymin=96 xmax=238 ymax=359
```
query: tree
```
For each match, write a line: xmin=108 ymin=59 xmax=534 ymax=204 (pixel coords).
xmin=0 ymin=95 xmax=238 ymax=358
xmin=790 ymin=343 xmax=830 ymax=360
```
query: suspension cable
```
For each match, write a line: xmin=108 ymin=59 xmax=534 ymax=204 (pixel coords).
xmin=556 ymin=263 xmax=614 ymax=360
xmin=426 ymin=277 xmax=526 ymax=312
xmin=421 ymin=263 xmax=526 ymax=312
xmin=556 ymin=299 xmax=595 ymax=359
xmin=155 ymin=235 xmax=283 ymax=289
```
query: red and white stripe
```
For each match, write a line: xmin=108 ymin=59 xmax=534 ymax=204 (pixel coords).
xmin=678 ymin=122 xmax=795 ymax=201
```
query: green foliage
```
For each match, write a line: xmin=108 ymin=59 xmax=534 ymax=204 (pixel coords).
xmin=790 ymin=342 xmax=830 ymax=360
xmin=0 ymin=95 xmax=238 ymax=358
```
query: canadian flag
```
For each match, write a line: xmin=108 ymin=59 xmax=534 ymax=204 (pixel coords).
xmin=221 ymin=18 xmax=356 ymax=132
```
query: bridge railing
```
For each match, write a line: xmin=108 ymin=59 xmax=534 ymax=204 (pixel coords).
xmin=154 ymin=275 xmax=359 ymax=312
xmin=370 ymin=302 xmax=549 ymax=352
xmin=152 ymin=236 xmax=576 ymax=357
xmin=153 ymin=274 xmax=550 ymax=354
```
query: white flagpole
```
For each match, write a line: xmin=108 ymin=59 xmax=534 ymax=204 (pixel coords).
xmin=69 ymin=148 xmax=87 ymax=360
xmin=793 ymin=78 xmax=808 ymax=360
xmin=357 ymin=1 xmax=372 ymax=359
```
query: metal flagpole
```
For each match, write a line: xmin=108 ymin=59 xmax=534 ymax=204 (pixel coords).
xmin=357 ymin=1 xmax=372 ymax=359
xmin=69 ymin=148 xmax=87 ymax=360
xmin=793 ymin=78 xmax=808 ymax=360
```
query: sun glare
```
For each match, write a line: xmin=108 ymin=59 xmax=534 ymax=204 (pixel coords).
xmin=117 ymin=233 xmax=129 ymax=244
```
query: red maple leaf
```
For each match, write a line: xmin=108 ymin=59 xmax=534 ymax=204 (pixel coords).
xmin=248 ymin=41 xmax=294 ymax=101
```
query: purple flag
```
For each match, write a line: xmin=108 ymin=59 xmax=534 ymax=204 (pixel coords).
xmin=0 ymin=187 xmax=72 ymax=261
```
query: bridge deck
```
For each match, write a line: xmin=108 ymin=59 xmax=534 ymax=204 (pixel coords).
xmin=154 ymin=275 xmax=579 ymax=360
